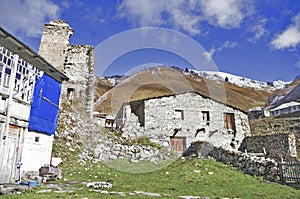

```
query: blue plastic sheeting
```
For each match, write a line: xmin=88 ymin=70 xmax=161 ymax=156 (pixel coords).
xmin=28 ymin=74 xmax=62 ymax=135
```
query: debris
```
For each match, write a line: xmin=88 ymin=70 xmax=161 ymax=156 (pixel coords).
xmin=51 ymin=157 xmax=62 ymax=167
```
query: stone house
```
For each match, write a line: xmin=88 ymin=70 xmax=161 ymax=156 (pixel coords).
xmin=0 ymin=27 xmax=67 ymax=183
xmin=116 ymin=92 xmax=251 ymax=152
xmin=38 ymin=20 xmax=94 ymax=118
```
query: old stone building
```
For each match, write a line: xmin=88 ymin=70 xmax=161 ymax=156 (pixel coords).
xmin=116 ymin=92 xmax=251 ymax=152
xmin=38 ymin=20 xmax=94 ymax=118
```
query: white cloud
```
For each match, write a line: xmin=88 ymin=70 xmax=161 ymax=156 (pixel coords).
xmin=118 ymin=0 xmax=252 ymax=35
xmin=0 ymin=0 xmax=60 ymax=37
xmin=203 ymin=41 xmax=237 ymax=61
xmin=118 ymin=0 xmax=203 ymax=35
xmin=248 ymin=18 xmax=268 ymax=42
xmin=200 ymin=0 xmax=251 ymax=29
xmin=271 ymin=12 xmax=300 ymax=49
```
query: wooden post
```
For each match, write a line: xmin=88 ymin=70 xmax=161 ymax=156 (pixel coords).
xmin=2 ymin=54 xmax=18 ymax=141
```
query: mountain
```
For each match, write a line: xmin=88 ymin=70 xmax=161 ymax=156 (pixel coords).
xmin=266 ymin=77 xmax=300 ymax=109
xmin=94 ymin=66 xmax=273 ymax=114
xmin=190 ymin=71 xmax=289 ymax=91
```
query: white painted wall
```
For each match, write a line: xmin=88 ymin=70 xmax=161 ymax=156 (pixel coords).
xmin=10 ymin=100 xmax=31 ymax=121
xmin=21 ymin=131 xmax=54 ymax=173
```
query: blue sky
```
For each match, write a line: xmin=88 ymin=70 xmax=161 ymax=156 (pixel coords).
xmin=1 ymin=0 xmax=300 ymax=82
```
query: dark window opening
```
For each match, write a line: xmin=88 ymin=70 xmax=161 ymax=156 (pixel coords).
xmin=67 ymin=88 xmax=75 ymax=100
xmin=202 ymin=111 xmax=210 ymax=125
xmin=35 ymin=136 xmax=40 ymax=142
xmin=130 ymin=100 xmax=145 ymax=127
xmin=175 ymin=109 xmax=184 ymax=120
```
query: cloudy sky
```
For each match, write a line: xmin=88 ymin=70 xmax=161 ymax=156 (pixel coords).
xmin=1 ymin=0 xmax=300 ymax=82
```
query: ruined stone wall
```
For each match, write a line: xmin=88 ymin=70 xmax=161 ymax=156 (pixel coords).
xmin=186 ymin=141 xmax=281 ymax=182
xmin=38 ymin=20 xmax=94 ymax=118
xmin=239 ymin=133 xmax=297 ymax=159
xmin=39 ymin=20 xmax=73 ymax=71
xmin=121 ymin=92 xmax=251 ymax=151
xmin=63 ymin=45 xmax=94 ymax=116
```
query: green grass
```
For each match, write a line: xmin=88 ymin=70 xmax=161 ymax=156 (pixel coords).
xmin=3 ymin=158 xmax=300 ymax=199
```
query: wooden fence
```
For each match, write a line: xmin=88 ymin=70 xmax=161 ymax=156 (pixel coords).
xmin=280 ymin=160 xmax=300 ymax=183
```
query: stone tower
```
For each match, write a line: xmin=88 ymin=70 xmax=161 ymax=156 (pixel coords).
xmin=39 ymin=20 xmax=94 ymax=118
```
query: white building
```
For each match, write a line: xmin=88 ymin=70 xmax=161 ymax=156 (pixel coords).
xmin=270 ymin=101 xmax=300 ymax=117
xmin=0 ymin=27 xmax=67 ymax=183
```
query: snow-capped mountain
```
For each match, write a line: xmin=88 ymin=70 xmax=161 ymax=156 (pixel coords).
xmin=189 ymin=70 xmax=290 ymax=91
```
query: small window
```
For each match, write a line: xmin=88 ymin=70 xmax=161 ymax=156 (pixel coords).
xmin=175 ymin=109 xmax=184 ymax=120
xmin=202 ymin=111 xmax=210 ymax=125
xmin=224 ymin=113 xmax=236 ymax=132
xmin=35 ymin=136 xmax=40 ymax=142
xmin=67 ymin=88 xmax=75 ymax=100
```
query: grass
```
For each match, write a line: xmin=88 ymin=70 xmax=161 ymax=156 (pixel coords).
xmin=3 ymin=158 xmax=300 ymax=199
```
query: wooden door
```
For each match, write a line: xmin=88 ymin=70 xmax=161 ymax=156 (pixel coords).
xmin=170 ymin=137 xmax=186 ymax=152
xmin=224 ymin=113 xmax=235 ymax=130
xmin=0 ymin=136 xmax=17 ymax=183
xmin=0 ymin=125 xmax=20 ymax=183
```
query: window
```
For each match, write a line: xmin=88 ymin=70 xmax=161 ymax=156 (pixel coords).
xmin=224 ymin=113 xmax=236 ymax=132
xmin=202 ymin=111 xmax=210 ymax=125
xmin=3 ymin=68 xmax=11 ymax=87
xmin=175 ymin=109 xmax=184 ymax=120
xmin=35 ymin=136 xmax=40 ymax=142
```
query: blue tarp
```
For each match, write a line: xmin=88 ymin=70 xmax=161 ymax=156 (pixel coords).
xmin=28 ymin=74 xmax=62 ymax=135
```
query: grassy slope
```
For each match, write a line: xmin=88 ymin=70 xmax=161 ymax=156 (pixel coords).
xmin=4 ymin=158 xmax=300 ymax=199
xmin=95 ymin=67 xmax=272 ymax=114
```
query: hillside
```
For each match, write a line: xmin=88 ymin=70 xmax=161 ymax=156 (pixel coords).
xmin=267 ymin=77 xmax=300 ymax=109
xmin=94 ymin=66 xmax=272 ymax=114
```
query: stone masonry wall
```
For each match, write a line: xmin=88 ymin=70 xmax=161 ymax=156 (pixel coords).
xmin=63 ymin=45 xmax=94 ymax=116
xmin=186 ymin=141 xmax=281 ymax=182
xmin=38 ymin=20 xmax=94 ymax=118
xmin=239 ymin=133 xmax=297 ymax=159
xmin=121 ymin=92 xmax=251 ymax=151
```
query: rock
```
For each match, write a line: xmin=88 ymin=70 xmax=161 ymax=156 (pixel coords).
xmin=271 ymin=167 xmax=278 ymax=173
xmin=179 ymin=196 xmax=200 ymax=199
xmin=193 ymin=170 xmax=201 ymax=173
xmin=259 ymin=166 xmax=265 ymax=174
xmin=36 ymin=190 xmax=52 ymax=194
xmin=208 ymin=172 xmax=214 ymax=175
xmin=47 ymin=184 xmax=62 ymax=191
xmin=51 ymin=157 xmax=62 ymax=167
xmin=134 ymin=191 xmax=161 ymax=197
xmin=54 ymin=190 xmax=73 ymax=194
xmin=109 ymin=155 xmax=117 ymax=160
xmin=130 ymin=159 xmax=139 ymax=163
xmin=86 ymin=182 xmax=112 ymax=189
xmin=100 ymin=190 xmax=109 ymax=194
